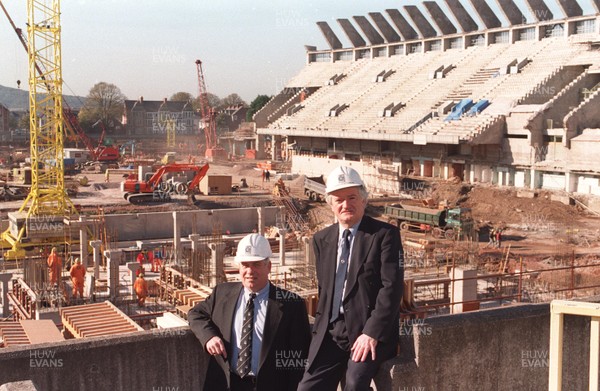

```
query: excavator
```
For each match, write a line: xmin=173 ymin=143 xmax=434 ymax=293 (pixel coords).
xmin=121 ymin=163 xmax=209 ymax=204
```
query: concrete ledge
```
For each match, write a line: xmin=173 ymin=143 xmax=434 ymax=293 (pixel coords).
xmin=1 ymin=303 xmax=596 ymax=390
xmin=550 ymin=194 xmax=573 ymax=205
xmin=375 ymin=303 xmax=593 ymax=390
xmin=0 ymin=327 xmax=206 ymax=391
xmin=517 ymin=190 xmax=536 ymax=199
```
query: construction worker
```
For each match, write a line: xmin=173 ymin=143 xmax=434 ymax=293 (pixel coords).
xmin=496 ymin=228 xmax=503 ymax=248
xmin=487 ymin=228 xmax=496 ymax=248
xmin=70 ymin=258 xmax=86 ymax=299
xmin=134 ymin=273 xmax=149 ymax=307
xmin=136 ymin=251 xmax=146 ymax=276
xmin=104 ymin=169 xmax=110 ymax=183
xmin=47 ymin=247 xmax=62 ymax=286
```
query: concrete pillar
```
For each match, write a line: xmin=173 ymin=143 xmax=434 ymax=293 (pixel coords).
xmin=104 ymin=249 xmax=122 ymax=300
xmin=90 ymin=240 xmax=102 ymax=280
xmin=278 ymin=228 xmax=287 ymax=266
xmin=84 ymin=274 xmax=95 ymax=298
xmin=443 ymin=163 xmax=449 ymax=180
xmin=419 ymin=161 xmax=425 ymax=177
xmin=257 ymin=207 xmax=266 ymax=235
xmin=530 ymin=168 xmax=538 ymax=190
xmin=79 ymin=216 xmax=88 ymax=269
xmin=126 ymin=262 xmax=141 ymax=296
xmin=302 ymin=236 xmax=313 ymax=266
xmin=565 ymin=171 xmax=577 ymax=193
xmin=498 ymin=171 xmax=504 ymax=187
xmin=0 ymin=273 xmax=12 ymax=317
xmin=189 ymin=234 xmax=201 ymax=252
xmin=173 ymin=211 xmax=181 ymax=265
xmin=450 ymin=268 xmax=478 ymax=314
xmin=208 ymin=242 xmax=226 ymax=287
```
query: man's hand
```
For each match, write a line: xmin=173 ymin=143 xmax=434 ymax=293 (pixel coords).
xmin=350 ymin=334 xmax=378 ymax=362
xmin=205 ymin=336 xmax=227 ymax=358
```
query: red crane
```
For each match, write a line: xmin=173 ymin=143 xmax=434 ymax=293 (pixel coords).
xmin=195 ymin=59 xmax=227 ymax=160
xmin=0 ymin=2 xmax=119 ymax=162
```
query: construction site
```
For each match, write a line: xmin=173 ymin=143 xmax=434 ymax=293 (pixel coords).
xmin=1 ymin=0 xmax=600 ymax=390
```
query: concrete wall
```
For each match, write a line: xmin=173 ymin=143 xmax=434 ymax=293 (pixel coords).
xmin=0 ymin=328 xmax=206 ymax=391
xmin=570 ymin=139 xmax=600 ymax=173
xmin=102 ymin=207 xmax=279 ymax=242
xmin=376 ymin=303 xmax=595 ymax=391
xmin=520 ymin=66 xmax=584 ymax=105
xmin=577 ymin=175 xmax=600 ymax=196
xmin=1 ymin=303 xmax=596 ymax=390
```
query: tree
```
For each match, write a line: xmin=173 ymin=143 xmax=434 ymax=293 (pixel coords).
xmin=193 ymin=92 xmax=220 ymax=112
xmin=17 ymin=112 xmax=30 ymax=132
xmin=170 ymin=91 xmax=194 ymax=103
xmin=78 ymin=82 xmax=127 ymax=130
xmin=246 ymin=95 xmax=271 ymax=122
xmin=220 ymin=93 xmax=246 ymax=108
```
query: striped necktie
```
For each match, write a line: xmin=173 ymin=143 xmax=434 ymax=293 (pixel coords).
xmin=237 ymin=292 xmax=256 ymax=377
xmin=330 ymin=229 xmax=351 ymax=322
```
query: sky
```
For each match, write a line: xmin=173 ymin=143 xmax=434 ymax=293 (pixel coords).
xmin=0 ymin=0 xmax=596 ymax=104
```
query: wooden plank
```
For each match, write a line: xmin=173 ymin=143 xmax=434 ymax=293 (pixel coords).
xmin=20 ymin=320 xmax=64 ymax=344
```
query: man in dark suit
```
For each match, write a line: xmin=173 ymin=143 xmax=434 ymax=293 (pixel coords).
xmin=298 ymin=166 xmax=403 ymax=391
xmin=189 ymin=233 xmax=311 ymax=391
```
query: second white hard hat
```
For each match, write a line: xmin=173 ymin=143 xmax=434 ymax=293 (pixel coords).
xmin=325 ymin=166 xmax=364 ymax=194
xmin=235 ymin=233 xmax=273 ymax=262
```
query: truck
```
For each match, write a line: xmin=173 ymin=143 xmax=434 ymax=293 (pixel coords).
xmin=121 ymin=163 xmax=209 ymax=204
xmin=304 ymin=175 xmax=326 ymax=202
xmin=384 ymin=203 xmax=473 ymax=240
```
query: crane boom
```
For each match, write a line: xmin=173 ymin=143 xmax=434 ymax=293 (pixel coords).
xmin=1 ymin=1 xmax=119 ymax=163
xmin=195 ymin=59 xmax=216 ymax=150
xmin=195 ymin=59 xmax=227 ymax=160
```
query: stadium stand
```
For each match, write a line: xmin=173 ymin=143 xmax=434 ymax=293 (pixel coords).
xmin=257 ymin=1 xmax=600 ymax=199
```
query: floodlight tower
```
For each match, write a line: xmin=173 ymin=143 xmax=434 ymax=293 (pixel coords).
xmin=1 ymin=0 xmax=75 ymax=258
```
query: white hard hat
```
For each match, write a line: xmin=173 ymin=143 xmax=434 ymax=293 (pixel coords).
xmin=325 ymin=166 xmax=364 ymax=194
xmin=235 ymin=234 xmax=272 ymax=262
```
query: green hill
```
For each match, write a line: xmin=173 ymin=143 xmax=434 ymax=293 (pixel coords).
xmin=0 ymin=84 xmax=85 ymax=111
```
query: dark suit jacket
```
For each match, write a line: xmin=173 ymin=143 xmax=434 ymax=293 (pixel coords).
xmin=188 ymin=282 xmax=311 ymax=391
xmin=308 ymin=215 xmax=403 ymax=370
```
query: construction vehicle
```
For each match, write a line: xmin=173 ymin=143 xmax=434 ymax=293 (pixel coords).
xmin=196 ymin=59 xmax=227 ymax=160
xmin=63 ymin=110 xmax=120 ymax=162
xmin=121 ymin=163 xmax=209 ymax=204
xmin=384 ymin=204 xmax=473 ymax=240
xmin=119 ymin=140 xmax=137 ymax=157
xmin=304 ymin=176 xmax=326 ymax=202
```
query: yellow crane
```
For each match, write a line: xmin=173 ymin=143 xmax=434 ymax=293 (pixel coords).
xmin=1 ymin=0 xmax=77 ymax=259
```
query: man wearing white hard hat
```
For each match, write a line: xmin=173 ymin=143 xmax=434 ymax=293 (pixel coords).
xmin=189 ymin=233 xmax=311 ymax=391
xmin=298 ymin=166 xmax=403 ymax=391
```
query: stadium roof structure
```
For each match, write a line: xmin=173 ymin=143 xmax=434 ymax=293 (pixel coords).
xmin=253 ymin=0 xmax=600 ymax=197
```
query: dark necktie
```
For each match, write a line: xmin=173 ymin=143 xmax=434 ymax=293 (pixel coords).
xmin=330 ymin=229 xmax=351 ymax=322
xmin=237 ymin=292 xmax=256 ymax=377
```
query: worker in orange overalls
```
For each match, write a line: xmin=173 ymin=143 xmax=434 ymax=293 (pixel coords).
xmin=136 ymin=251 xmax=146 ymax=276
xmin=47 ymin=247 xmax=62 ymax=286
xmin=70 ymin=258 xmax=86 ymax=299
xmin=134 ymin=273 xmax=149 ymax=307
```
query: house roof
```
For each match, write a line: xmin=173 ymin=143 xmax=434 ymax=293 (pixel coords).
xmin=125 ymin=99 xmax=193 ymax=112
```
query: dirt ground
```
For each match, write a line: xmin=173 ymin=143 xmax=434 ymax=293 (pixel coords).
xmin=1 ymin=152 xmax=599 ymax=270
